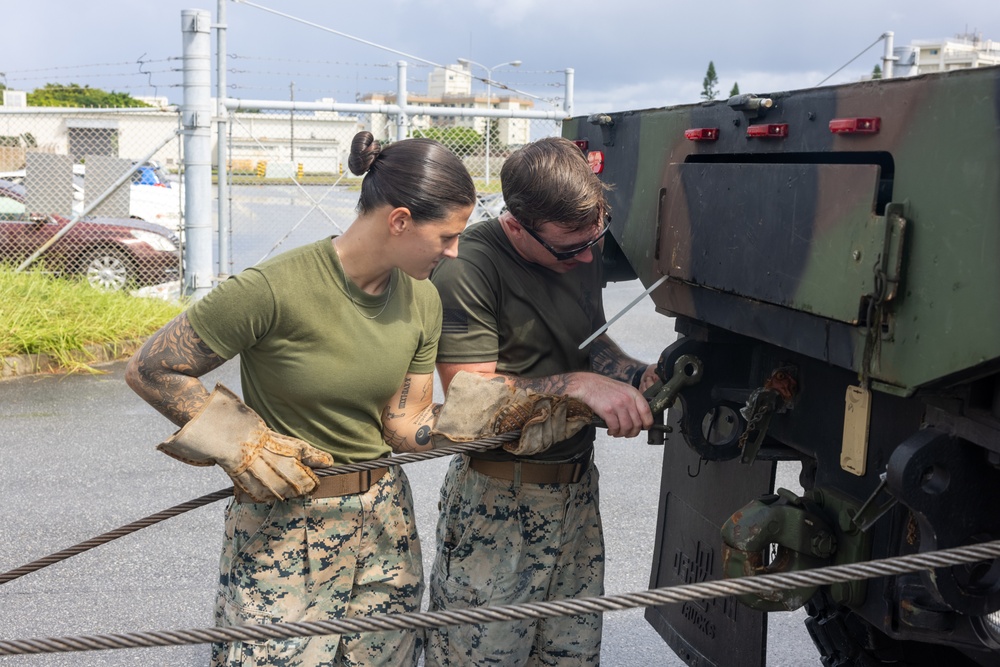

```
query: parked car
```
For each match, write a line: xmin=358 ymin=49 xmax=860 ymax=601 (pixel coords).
xmin=0 ymin=162 xmax=183 ymax=232
xmin=73 ymin=162 xmax=183 ymax=231
xmin=0 ymin=180 xmax=180 ymax=290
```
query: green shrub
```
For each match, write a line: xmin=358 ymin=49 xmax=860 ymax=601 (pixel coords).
xmin=0 ymin=267 xmax=184 ymax=373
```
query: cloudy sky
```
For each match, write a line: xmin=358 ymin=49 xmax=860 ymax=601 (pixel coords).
xmin=3 ymin=0 xmax=999 ymax=116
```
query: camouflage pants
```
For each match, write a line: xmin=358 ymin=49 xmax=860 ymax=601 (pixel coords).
xmin=210 ymin=467 xmax=423 ymax=667
xmin=425 ymin=454 xmax=605 ymax=667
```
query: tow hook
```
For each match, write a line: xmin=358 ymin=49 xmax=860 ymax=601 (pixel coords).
xmin=721 ymin=488 xmax=837 ymax=611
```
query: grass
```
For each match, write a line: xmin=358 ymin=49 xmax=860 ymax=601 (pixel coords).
xmin=0 ymin=266 xmax=184 ymax=373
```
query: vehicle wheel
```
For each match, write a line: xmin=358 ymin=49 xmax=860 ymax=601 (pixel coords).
xmin=80 ymin=247 xmax=134 ymax=291
xmin=804 ymin=590 xmax=977 ymax=666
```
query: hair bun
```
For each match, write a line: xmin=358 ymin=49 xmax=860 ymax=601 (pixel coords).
xmin=348 ymin=131 xmax=382 ymax=175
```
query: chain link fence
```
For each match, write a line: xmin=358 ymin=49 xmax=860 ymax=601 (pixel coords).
xmin=222 ymin=109 xmax=562 ymax=274
xmin=0 ymin=106 xmax=562 ymax=287
xmin=0 ymin=110 xmax=184 ymax=292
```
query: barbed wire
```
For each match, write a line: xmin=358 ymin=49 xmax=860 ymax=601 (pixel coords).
xmin=3 ymin=58 xmax=177 ymax=75
xmin=229 ymin=54 xmax=395 ymax=68
xmin=228 ymin=68 xmax=386 ymax=80
xmin=6 ymin=72 xmax=179 ymax=85
xmin=1 ymin=539 xmax=998 ymax=656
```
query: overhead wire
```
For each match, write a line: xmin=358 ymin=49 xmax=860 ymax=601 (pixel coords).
xmin=815 ymin=33 xmax=888 ymax=87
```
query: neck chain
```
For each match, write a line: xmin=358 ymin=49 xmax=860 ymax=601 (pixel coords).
xmin=346 ymin=275 xmax=393 ymax=320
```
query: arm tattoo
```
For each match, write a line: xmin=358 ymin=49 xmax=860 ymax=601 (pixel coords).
xmin=381 ymin=423 xmax=410 ymax=452
xmin=126 ymin=312 xmax=226 ymax=427
xmin=381 ymin=402 xmax=441 ymax=453
xmin=398 ymin=377 xmax=411 ymax=409
xmin=589 ymin=335 xmax=644 ymax=383
xmin=497 ymin=373 xmax=572 ymax=395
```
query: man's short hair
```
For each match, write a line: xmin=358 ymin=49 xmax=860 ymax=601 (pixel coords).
xmin=500 ymin=137 xmax=609 ymax=231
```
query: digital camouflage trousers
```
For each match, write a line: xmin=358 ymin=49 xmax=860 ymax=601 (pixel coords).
xmin=425 ymin=454 xmax=605 ymax=666
xmin=210 ymin=467 xmax=423 ymax=667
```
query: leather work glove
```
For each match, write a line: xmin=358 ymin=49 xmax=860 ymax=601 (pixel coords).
xmin=432 ymin=371 xmax=594 ymax=456
xmin=157 ymin=383 xmax=335 ymax=502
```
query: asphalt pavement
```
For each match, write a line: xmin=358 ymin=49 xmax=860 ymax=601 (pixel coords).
xmin=0 ymin=280 xmax=816 ymax=666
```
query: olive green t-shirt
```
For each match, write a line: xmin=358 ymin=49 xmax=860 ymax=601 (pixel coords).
xmin=431 ymin=218 xmax=605 ymax=462
xmin=187 ymin=237 xmax=441 ymax=463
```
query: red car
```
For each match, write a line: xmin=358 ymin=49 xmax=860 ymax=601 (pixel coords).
xmin=0 ymin=179 xmax=180 ymax=290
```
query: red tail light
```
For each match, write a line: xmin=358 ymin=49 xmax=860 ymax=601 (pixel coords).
xmin=746 ymin=123 xmax=789 ymax=138
xmin=829 ymin=117 xmax=881 ymax=134
xmin=573 ymin=139 xmax=589 ymax=152
xmin=685 ymin=128 xmax=719 ymax=141
xmin=587 ymin=151 xmax=604 ymax=174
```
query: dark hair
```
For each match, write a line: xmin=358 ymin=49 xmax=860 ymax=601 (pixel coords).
xmin=349 ymin=131 xmax=476 ymax=222
xmin=500 ymin=136 xmax=610 ymax=231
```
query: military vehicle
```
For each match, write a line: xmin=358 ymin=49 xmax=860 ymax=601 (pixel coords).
xmin=564 ymin=64 xmax=1000 ymax=666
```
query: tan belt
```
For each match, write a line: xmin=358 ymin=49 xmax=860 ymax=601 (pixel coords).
xmin=235 ymin=467 xmax=389 ymax=503
xmin=468 ymin=457 xmax=587 ymax=485
xmin=312 ymin=467 xmax=389 ymax=498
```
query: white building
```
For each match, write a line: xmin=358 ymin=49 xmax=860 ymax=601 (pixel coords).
xmin=427 ymin=63 xmax=473 ymax=98
xmin=361 ymin=61 xmax=533 ymax=148
xmin=0 ymin=94 xmax=363 ymax=176
xmin=894 ymin=33 xmax=1000 ymax=77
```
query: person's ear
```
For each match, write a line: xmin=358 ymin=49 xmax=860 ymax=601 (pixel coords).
xmin=498 ymin=212 xmax=522 ymax=238
xmin=387 ymin=207 xmax=413 ymax=235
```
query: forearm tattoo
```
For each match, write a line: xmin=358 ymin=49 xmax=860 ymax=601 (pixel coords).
xmin=398 ymin=377 xmax=411 ymax=408
xmin=497 ymin=373 xmax=571 ymax=395
xmin=589 ymin=335 xmax=645 ymax=383
xmin=381 ymin=403 xmax=442 ymax=452
xmin=126 ymin=313 xmax=225 ymax=427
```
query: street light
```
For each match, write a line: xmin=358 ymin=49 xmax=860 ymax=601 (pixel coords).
xmin=457 ymin=58 xmax=521 ymax=186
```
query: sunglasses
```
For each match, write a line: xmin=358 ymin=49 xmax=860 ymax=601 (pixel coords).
xmin=520 ymin=219 xmax=610 ymax=261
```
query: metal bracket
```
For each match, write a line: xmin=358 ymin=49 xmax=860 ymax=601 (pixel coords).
xmin=587 ymin=113 xmax=615 ymax=147
xmin=878 ymin=203 xmax=907 ymax=302
xmin=182 ymin=110 xmax=212 ymax=129
xmin=726 ymin=94 xmax=774 ymax=121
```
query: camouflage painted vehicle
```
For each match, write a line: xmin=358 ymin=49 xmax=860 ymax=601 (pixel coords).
xmin=565 ymin=64 xmax=1000 ymax=666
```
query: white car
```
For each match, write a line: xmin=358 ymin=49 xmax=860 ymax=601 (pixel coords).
xmin=73 ymin=163 xmax=183 ymax=232
xmin=0 ymin=163 xmax=183 ymax=232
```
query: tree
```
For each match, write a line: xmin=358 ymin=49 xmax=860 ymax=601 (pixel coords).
xmin=701 ymin=62 xmax=719 ymax=101
xmin=730 ymin=82 xmax=741 ymax=97
xmin=26 ymin=83 xmax=151 ymax=108
xmin=872 ymin=64 xmax=883 ymax=80
xmin=412 ymin=126 xmax=482 ymax=157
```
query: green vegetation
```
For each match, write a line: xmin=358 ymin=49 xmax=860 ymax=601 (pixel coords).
xmin=702 ymin=62 xmax=741 ymax=101
xmin=0 ymin=267 xmax=183 ymax=373
xmin=701 ymin=62 xmax=719 ymax=101
xmin=27 ymin=83 xmax=151 ymax=108
xmin=412 ymin=127 xmax=483 ymax=156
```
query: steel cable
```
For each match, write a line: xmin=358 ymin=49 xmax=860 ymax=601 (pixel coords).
xmin=1 ymin=539 xmax=999 ymax=655
xmin=0 ymin=434 xmax=516 ymax=586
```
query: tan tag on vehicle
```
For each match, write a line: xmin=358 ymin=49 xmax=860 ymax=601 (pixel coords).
xmin=841 ymin=385 xmax=872 ymax=476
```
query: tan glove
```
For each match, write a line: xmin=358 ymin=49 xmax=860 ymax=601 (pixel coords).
xmin=432 ymin=371 xmax=594 ymax=456
xmin=157 ymin=383 xmax=335 ymax=502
